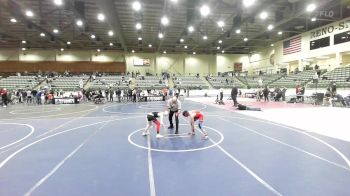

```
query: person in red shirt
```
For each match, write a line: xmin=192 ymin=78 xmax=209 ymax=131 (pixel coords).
xmin=182 ymin=110 xmax=208 ymax=139
xmin=1 ymin=88 xmax=8 ymax=107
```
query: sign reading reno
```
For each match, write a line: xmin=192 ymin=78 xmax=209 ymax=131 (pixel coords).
xmin=133 ymin=58 xmax=150 ymax=66
xmin=310 ymin=19 xmax=350 ymax=40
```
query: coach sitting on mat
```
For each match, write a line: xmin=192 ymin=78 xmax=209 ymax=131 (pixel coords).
xmin=167 ymin=96 xmax=181 ymax=134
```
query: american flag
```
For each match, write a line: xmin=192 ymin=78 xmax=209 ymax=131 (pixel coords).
xmin=283 ymin=36 xmax=301 ymax=55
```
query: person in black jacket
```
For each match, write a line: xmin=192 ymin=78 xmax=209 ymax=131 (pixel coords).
xmin=231 ymin=86 xmax=238 ymax=107
xmin=263 ymin=86 xmax=269 ymax=102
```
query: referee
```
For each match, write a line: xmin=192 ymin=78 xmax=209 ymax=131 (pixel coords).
xmin=167 ymin=96 xmax=181 ymax=134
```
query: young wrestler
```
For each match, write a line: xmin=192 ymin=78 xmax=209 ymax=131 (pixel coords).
xmin=142 ymin=111 xmax=165 ymax=138
xmin=182 ymin=110 xmax=208 ymax=139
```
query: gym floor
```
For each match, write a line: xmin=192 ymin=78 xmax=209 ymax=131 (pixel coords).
xmin=0 ymin=99 xmax=350 ymax=196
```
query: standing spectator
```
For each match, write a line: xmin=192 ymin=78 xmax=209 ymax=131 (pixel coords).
xmin=282 ymin=87 xmax=287 ymax=102
xmin=263 ymin=86 xmax=269 ymax=102
xmin=331 ymin=82 xmax=337 ymax=97
xmin=132 ymin=89 xmax=137 ymax=102
xmin=116 ymin=88 xmax=121 ymax=102
xmin=105 ymin=89 xmax=109 ymax=102
xmin=109 ymin=88 xmax=114 ymax=102
xmin=1 ymin=88 xmax=8 ymax=107
xmin=27 ymin=89 xmax=32 ymax=104
xmin=231 ymin=86 xmax=238 ymax=107
xmin=36 ymin=91 xmax=42 ymax=105
xmin=300 ymin=86 xmax=305 ymax=102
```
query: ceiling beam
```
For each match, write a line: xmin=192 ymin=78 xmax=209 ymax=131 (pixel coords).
xmin=95 ymin=0 xmax=127 ymax=52
xmin=193 ymin=0 xmax=275 ymax=51
xmin=7 ymin=0 xmax=67 ymax=46
xmin=223 ymin=0 xmax=336 ymax=51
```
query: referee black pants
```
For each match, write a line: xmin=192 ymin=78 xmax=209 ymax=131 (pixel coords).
xmin=169 ymin=110 xmax=179 ymax=132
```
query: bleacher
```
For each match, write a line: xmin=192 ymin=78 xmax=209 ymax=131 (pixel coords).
xmin=89 ymin=75 xmax=129 ymax=90
xmin=0 ymin=76 xmax=40 ymax=90
xmin=173 ymin=76 xmax=209 ymax=89
xmin=237 ymin=74 xmax=282 ymax=88
xmin=269 ymin=70 xmax=316 ymax=88
xmin=207 ymin=76 xmax=245 ymax=88
xmin=50 ymin=76 xmax=88 ymax=90
xmin=308 ymin=66 xmax=350 ymax=88
xmin=135 ymin=76 xmax=166 ymax=89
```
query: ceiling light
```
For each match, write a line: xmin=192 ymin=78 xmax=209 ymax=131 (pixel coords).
xmin=184 ymin=45 xmax=188 ymax=49
xmin=218 ymin=40 xmax=223 ymax=44
xmin=76 ymin=20 xmax=83 ymax=26
xmin=109 ymin=43 xmax=113 ymax=46
xmin=138 ymin=37 xmax=142 ymax=41
xmin=22 ymin=40 xmax=26 ymax=44
xmin=188 ymin=26 xmax=194 ymax=32
xmin=311 ymin=17 xmax=317 ymax=22
xmin=53 ymin=29 xmax=59 ymax=34
xmin=306 ymin=3 xmax=316 ymax=12
xmin=200 ymin=5 xmax=210 ymax=17
xmin=244 ymin=37 xmax=248 ymax=42
xmin=97 ymin=49 xmax=101 ymax=52
xmin=267 ymin=24 xmax=274 ymax=30
xmin=270 ymin=44 xmax=274 ymax=47
xmin=158 ymin=33 xmax=164 ymax=39
xmin=217 ymin=20 xmax=225 ymax=28
xmin=21 ymin=48 xmax=26 ymax=51
xmin=193 ymin=51 xmax=196 ymax=55
xmin=135 ymin=23 xmax=142 ymax=30
xmin=163 ymin=51 xmax=167 ymax=54
xmin=236 ymin=29 xmax=241 ymax=34
xmin=60 ymin=48 xmax=64 ymax=51
xmin=97 ymin=13 xmax=105 ymax=21
xmin=40 ymin=33 xmax=45 ymax=37
xmin=108 ymin=30 xmax=114 ymax=36
xmin=180 ymin=38 xmax=184 ymax=43
xmin=67 ymin=41 xmax=71 ymax=45
xmin=243 ymin=0 xmax=256 ymax=7
xmin=221 ymin=50 xmax=225 ymax=54
xmin=91 ymin=34 xmax=96 ymax=39
xmin=25 ymin=10 xmax=34 ymax=17
xmin=278 ymin=31 xmax=283 ymax=35
xmin=161 ymin=16 xmax=169 ymax=26
xmin=132 ymin=50 xmax=135 ymax=53
xmin=259 ymin=11 xmax=268 ymax=20
xmin=10 ymin=18 xmax=17 ymax=23
xmin=54 ymin=0 xmax=63 ymax=6
xmin=148 ymin=44 xmax=152 ymax=48
xmin=217 ymin=46 xmax=220 ymax=50
xmin=132 ymin=1 xmax=141 ymax=11
xmin=170 ymin=0 xmax=178 ymax=3
xmin=203 ymin=35 xmax=208 ymax=40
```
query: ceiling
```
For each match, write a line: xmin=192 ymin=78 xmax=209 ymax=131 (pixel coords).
xmin=0 ymin=0 xmax=349 ymax=54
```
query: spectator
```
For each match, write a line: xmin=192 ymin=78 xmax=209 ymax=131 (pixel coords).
xmin=116 ymin=88 xmax=121 ymax=102
xmin=263 ymin=86 xmax=269 ymax=102
xmin=331 ymin=82 xmax=337 ymax=97
xmin=231 ymin=86 xmax=238 ymax=107
xmin=323 ymin=88 xmax=333 ymax=106
xmin=1 ymin=88 xmax=8 ymax=107
xmin=132 ymin=89 xmax=137 ymax=102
